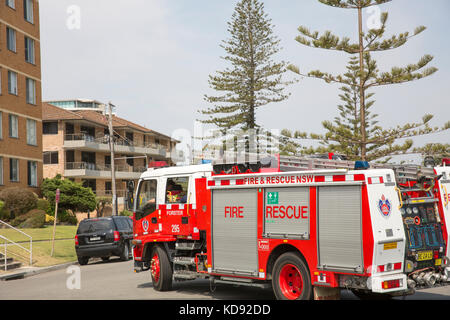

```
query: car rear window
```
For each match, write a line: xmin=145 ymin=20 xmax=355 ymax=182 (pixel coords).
xmin=77 ymin=219 xmax=114 ymax=234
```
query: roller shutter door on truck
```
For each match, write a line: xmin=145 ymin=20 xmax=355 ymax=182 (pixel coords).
xmin=264 ymin=187 xmax=310 ymax=239
xmin=212 ymin=189 xmax=258 ymax=276
xmin=318 ymin=185 xmax=363 ymax=273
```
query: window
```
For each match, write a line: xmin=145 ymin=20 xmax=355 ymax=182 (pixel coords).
xmin=6 ymin=27 xmax=16 ymax=52
xmin=126 ymin=156 xmax=134 ymax=167
xmin=135 ymin=179 xmax=157 ymax=220
xmin=0 ymin=157 xmax=3 ymax=185
xmin=24 ymin=37 xmax=35 ymax=64
xmin=43 ymin=151 xmax=58 ymax=164
xmin=105 ymin=181 xmax=112 ymax=193
xmin=165 ymin=176 xmax=189 ymax=204
xmin=26 ymin=78 xmax=36 ymax=104
xmin=9 ymin=114 xmax=18 ymax=138
xmin=26 ymin=119 xmax=36 ymax=145
xmin=9 ymin=158 xmax=19 ymax=182
xmin=27 ymin=161 xmax=37 ymax=186
xmin=8 ymin=71 xmax=18 ymax=95
xmin=6 ymin=0 xmax=15 ymax=9
xmin=43 ymin=121 xmax=58 ymax=134
xmin=24 ymin=0 xmax=34 ymax=23
xmin=82 ymin=179 xmax=96 ymax=193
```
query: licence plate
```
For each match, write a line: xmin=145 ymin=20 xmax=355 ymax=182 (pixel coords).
xmin=417 ymin=251 xmax=433 ymax=261
xmin=90 ymin=236 xmax=101 ymax=241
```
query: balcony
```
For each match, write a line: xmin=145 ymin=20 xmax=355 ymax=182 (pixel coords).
xmin=63 ymin=133 xmax=169 ymax=158
xmin=64 ymin=162 xmax=147 ymax=180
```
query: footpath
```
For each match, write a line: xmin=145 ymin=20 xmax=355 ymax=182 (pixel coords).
xmin=0 ymin=261 xmax=78 ymax=281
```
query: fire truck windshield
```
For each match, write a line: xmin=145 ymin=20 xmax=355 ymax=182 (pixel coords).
xmin=135 ymin=179 xmax=157 ymax=220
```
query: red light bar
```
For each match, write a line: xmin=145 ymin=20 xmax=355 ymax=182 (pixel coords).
xmin=148 ymin=161 xmax=168 ymax=168
xmin=443 ymin=158 xmax=450 ymax=166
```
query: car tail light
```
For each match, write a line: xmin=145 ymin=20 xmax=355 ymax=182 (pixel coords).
xmin=75 ymin=235 xmax=79 ymax=246
xmin=114 ymin=231 xmax=120 ymax=242
xmin=382 ymin=279 xmax=401 ymax=290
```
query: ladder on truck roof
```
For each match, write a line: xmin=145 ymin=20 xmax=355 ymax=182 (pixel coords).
xmin=278 ymin=155 xmax=436 ymax=182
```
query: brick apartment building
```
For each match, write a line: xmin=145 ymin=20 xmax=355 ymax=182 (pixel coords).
xmin=42 ymin=102 xmax=178 ymax=203
xmin=0 ymin=0 xmax=42 ymax=192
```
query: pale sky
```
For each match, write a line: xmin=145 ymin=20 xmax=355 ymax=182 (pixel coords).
xmin=39 ymin=0 xmax=450 ymax=160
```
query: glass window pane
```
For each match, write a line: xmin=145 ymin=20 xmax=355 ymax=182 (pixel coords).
xmin=136 ymin=179 xmax=157 ymax=219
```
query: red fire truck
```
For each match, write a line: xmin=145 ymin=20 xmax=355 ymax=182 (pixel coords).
xmin=131 ymin=155 xmax=450 ymax=300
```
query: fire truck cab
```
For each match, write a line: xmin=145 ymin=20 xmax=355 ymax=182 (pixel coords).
xmin=132 ymin=156 xmax=450 ymax=300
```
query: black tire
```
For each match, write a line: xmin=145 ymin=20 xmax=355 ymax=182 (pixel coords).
xmin=78 ymin=256 xmax=89 ymax=265
xmin=101 ymin=256 xmax=110 ymax=262
xmin=272 ymin=252 xmax=312 ymax=300
xmin=120 ymin=242 xmax=130 ymax=261
xmin=150 ymin=245 xmax=173 ymax=291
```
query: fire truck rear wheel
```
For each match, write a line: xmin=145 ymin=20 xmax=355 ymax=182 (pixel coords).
xmin=150 ymin=245 xmax=173 ymax=291
xmin=272 ymin=252 xmax=312 ymax=300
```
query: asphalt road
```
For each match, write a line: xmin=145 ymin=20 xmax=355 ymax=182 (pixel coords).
xmin=1 ymin=257 xmax=450 ymax=301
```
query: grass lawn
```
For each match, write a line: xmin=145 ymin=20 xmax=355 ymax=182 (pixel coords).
xmin=0 ymin=225 xmax=78 ymax=269
xmin=0 ymin=225 xmax=77 ymax=242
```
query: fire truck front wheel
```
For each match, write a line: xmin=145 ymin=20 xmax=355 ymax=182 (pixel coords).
xmin=150 ymin=245 xmax=173 ymax=291
xmin=272 ymin=252 xmax=312 ymax=300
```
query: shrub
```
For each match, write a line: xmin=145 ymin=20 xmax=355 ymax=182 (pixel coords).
xmin=0 ymin=187 xmax=37 ymax=218
xmin=37 ymin=199 xmax=50 ymax=212
xmin=11 ymin=209 xmax=46 ymax=228
xmin=120 ymin=210 xmax=133 ymax=217
xmin=0 ymin=200 xmax=9 ymax=221
xmin=57 ymin=210 xmax=78 ymax=225
xmin=41 ymin=176 xmax=96 ymax=213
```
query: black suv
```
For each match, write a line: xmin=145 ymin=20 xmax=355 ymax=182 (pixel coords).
xmin=75 ymin=216 xmax=133 ymax=265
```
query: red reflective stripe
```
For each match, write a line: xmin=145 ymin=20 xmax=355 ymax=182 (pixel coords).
xmin=333 ymin=175 xmax=346 ymax=182
xmin=379 ymin=176 xmax=384 ymax=184
xmin=207 ymin=180 xmax=215 ymax=187
xmin=221 ymin=180 xmax=230 ymax=186
xmin=368 ymin=177 xmax=373 ymax=184
xmin=236 ymin=179 xmax=244 ymax=185
xmin=354 ymin=174 xmax=365 ymax=181
xmin=315 ymin=176 xmax=325 ymax=183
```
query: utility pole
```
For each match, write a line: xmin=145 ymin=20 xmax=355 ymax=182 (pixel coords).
xmin=108 ymin=102 xmax=118 ymax=216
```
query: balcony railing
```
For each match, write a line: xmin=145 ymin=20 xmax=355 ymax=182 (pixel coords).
xmin=65 ymin=162 xmax=147 ymax=173
xmin=64 ymin=133 xmax=170 ymax=152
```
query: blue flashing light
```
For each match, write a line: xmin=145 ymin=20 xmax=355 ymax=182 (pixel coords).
xmin=354 ymin=161 xmax=370 ymax=170
xmin=201 ymin=159 xmax=212 ymax=164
